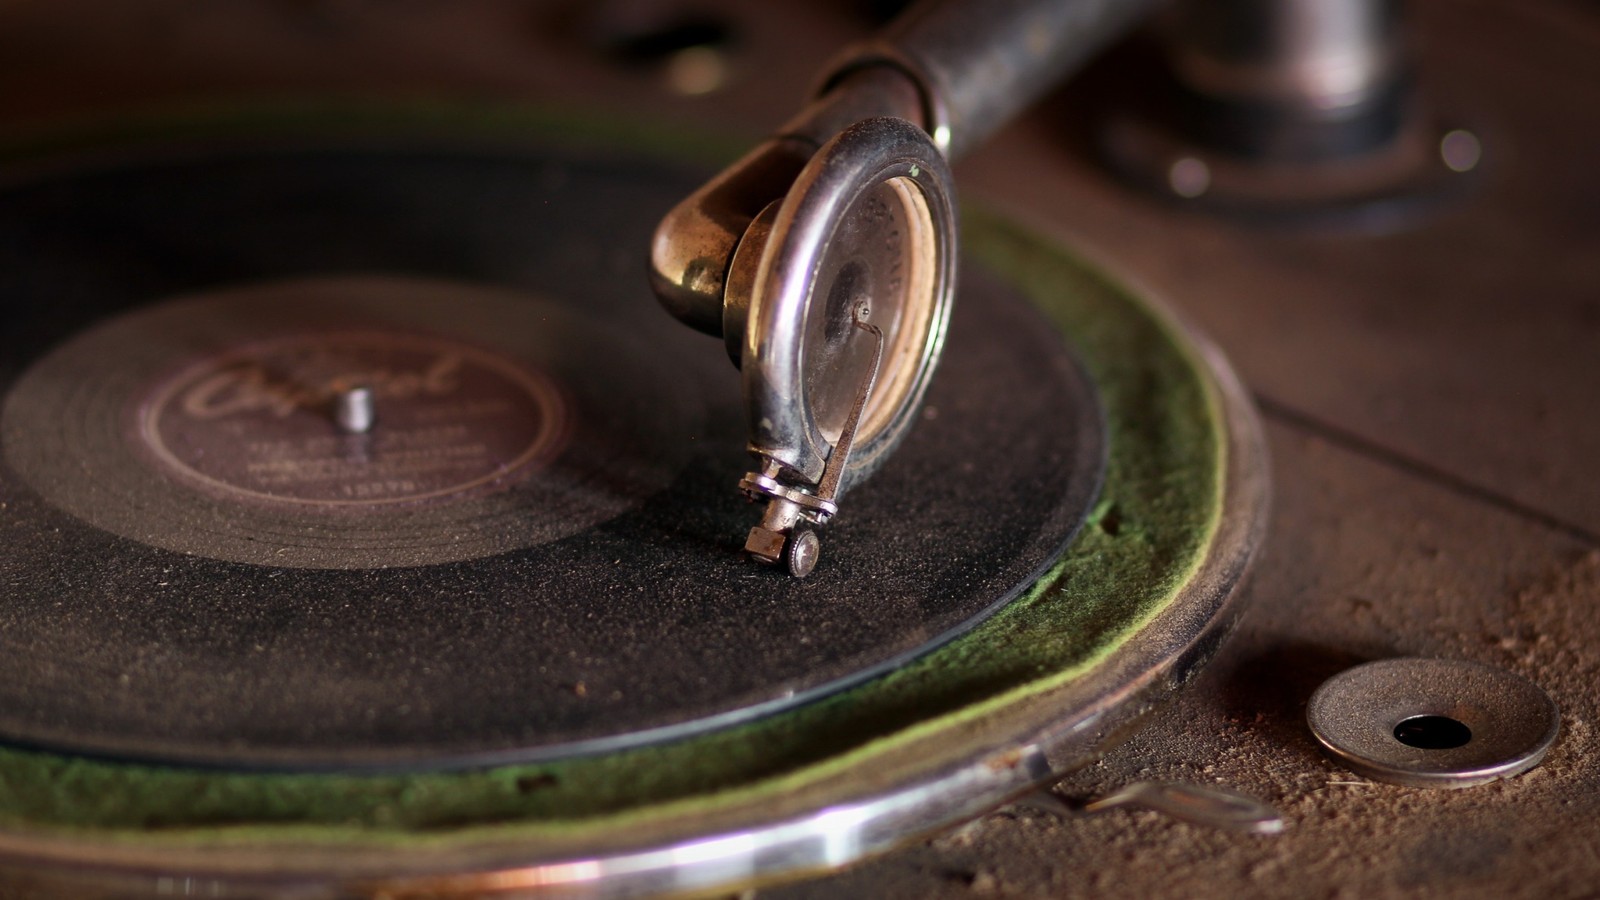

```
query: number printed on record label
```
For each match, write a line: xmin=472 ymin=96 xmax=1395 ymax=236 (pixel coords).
xmin=137 ymin=332 xmax=569 ymax=508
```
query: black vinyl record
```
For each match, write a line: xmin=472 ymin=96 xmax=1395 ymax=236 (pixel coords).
xmin=0 ymin=140 xmax=1104 ymax=770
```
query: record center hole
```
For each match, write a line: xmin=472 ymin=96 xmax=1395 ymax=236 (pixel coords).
xmin=1393 ymin=715 xmax=1472 ymax=749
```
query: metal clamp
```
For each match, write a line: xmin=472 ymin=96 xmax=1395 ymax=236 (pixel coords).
xmin=742 ymin=304 xmax=883 ymax=576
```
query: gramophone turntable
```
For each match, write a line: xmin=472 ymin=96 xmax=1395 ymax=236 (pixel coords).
xmin=0 ymin=0 xmax=1593 ymax=897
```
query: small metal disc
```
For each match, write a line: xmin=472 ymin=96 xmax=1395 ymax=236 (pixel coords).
xmin=785 ymin=528 xmax=820 ymax=578
xmin=1307 ymin=657 xmax=1560 ymax=789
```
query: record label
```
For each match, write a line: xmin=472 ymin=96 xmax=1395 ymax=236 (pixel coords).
xmin=1 ymin=276 xmax=700 ymax=571
xmin=137 ymin=332 xmax=568 ymax=508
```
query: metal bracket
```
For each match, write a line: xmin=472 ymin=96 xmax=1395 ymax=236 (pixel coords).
xmin=741 ymin=302 xmax=884 ymax=577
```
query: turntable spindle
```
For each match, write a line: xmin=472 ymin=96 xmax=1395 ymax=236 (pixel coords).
xmin=334 ymin=384 xmax=376 ymax=434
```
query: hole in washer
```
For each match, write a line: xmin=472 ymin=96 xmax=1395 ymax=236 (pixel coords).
xmin=1393 ymin=715 xmax=1472 ymax=750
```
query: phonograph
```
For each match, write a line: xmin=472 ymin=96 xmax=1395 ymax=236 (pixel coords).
xmin=0 ymin=0 xmax=1594 ymax=897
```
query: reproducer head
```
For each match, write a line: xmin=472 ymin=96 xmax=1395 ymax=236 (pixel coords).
xmin=648 ymin=0 xmax=1154 ymax=574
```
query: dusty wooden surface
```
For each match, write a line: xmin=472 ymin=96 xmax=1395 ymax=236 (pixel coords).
xmin=0 ymin=0 xmax=1594 ymax=897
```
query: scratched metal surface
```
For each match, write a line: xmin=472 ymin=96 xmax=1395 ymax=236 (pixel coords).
xmin=0 ymin=0 xmax=1594 ymax=896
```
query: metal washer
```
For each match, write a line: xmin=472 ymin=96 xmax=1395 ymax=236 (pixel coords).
xmin=1307 ymin=657 xmax=1560 ymax=789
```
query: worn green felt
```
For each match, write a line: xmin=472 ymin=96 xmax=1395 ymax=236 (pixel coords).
xmin=0 ymin=105 xmax=1223 ymax=850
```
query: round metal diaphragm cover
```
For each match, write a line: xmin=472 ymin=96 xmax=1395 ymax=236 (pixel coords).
xmin=741 ymin=116 xmax=956 ymax=489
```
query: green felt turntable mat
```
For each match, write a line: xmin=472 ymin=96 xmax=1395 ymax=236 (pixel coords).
xmin=0 ymin=105 xmax=1222 ymax=854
